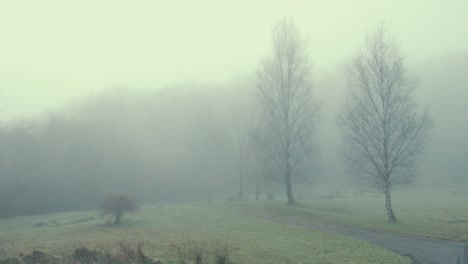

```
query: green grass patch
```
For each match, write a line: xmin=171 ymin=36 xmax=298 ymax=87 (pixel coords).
xmin=0 ymin=202 xmax=410 ymax=263
xmin=237 ymin=187 xmax=468 ymax=242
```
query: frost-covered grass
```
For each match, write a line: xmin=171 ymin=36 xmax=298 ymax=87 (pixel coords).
xmin=0 ymin=202 xmax=410 ymax=263
xmin=241 ymin=187 xmax=468 ymax=242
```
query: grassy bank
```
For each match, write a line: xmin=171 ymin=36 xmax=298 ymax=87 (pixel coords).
xmin=0 ymin=202 xmax=409 ymax=263
xmin=237 ymin=188 xmax=468 ymax=242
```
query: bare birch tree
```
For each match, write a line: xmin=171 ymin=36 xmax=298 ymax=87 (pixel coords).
xmin=257 ymin=17 xmax=319 ymax=205
xmin=337 ymin=24 xmax=432 ymax=221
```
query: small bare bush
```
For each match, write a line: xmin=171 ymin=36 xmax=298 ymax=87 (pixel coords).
xmin=98 ymin=193 xmax=139 ymax=225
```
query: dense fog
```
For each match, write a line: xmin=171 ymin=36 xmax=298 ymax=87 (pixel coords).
xmin=0 ymin=1 xmax=467 ymax=218
xmin=1 ymin=50 xmax=467 ymax=217
xmin=0 ymin=84 xmax=258 ymax=216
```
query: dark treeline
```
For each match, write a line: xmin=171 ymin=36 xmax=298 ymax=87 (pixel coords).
xmin=0 ymin=84 xmax=277 ymax=218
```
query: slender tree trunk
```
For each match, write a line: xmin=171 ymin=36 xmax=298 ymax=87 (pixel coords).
xmin=285 ymin=164 xmax=295 ymax=205
xmin=239 ymin=177 xmax=243 ymax=199
xmin=238 ymin=161 xmax=243 ymax=199
xmin=285 ymin=132 xmax=295 ymax=205
xmin=384 ymin=187 xmax=397 ymax=222
xmin=255 ymin=174 xmax=260 ymax=201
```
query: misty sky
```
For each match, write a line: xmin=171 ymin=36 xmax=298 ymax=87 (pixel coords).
xmin=1 ymin=0 xmax=467 ymax=119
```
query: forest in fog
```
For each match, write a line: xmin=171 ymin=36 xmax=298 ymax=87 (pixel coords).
xmin=0 ymin=48 xmax=467 ymax=217
xmin=0 ymin=86 xmax=248 ymax=216
xmin=0 ymin=1 xmax=467 ymax=219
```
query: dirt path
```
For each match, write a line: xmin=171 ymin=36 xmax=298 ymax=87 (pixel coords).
xmin=250 ymin=212 xmax=466 ymax=264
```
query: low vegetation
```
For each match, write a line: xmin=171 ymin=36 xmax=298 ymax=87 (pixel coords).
xmin=0 ymin=242 xmax=159 ymax=264
xmin=98 ymin=194 xmax=139 ymax=225
xmin=0 ymin=203 xmax=410 ymax=263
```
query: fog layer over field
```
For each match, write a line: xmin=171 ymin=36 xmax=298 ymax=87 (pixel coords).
xmin=0 ymin=1 xmax=467 ymax=217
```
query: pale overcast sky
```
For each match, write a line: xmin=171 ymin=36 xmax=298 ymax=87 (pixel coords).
xmin=0 ymin=0 xmax=467 ymax=119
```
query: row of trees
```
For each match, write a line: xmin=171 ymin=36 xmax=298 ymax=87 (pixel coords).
xmin=229 ymin=18 xmax=431 ymax=221
xmin=0 ymin=88 xmax=250 ymax=217
xmin=0 ymin=18 xmax=432 ymax=222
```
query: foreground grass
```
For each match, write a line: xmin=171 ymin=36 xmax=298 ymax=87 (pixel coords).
xmin=238 ymin=187 xmax=468 ymax=242
xmin=0 ymin=202 xmax=409 ymax=263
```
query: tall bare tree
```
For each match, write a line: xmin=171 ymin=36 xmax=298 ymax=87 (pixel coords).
xmin=337 ymin=24 xmax=432 ymax=221
xmin=257 ymin=17 xmax=319 ymax=205
xmin=229 ymin=106 xmax=254 ymax=199
xmin=249 ymin=117 xmax=275 ymax=201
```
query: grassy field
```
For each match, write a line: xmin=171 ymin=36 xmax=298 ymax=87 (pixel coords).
xmin=238 ymin=187 xmax=468 ymax=242
xmin=0 ymin=202 xmax=410 ymax=264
